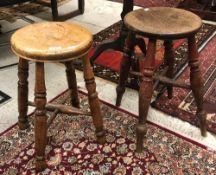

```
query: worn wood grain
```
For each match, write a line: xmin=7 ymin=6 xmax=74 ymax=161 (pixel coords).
xmin=11 ymin=22 xmax=92 ymax=62
xmin=124 ymin=7 xmax=202 ymax=39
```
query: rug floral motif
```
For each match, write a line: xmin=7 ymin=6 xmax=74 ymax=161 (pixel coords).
xmin=0 ymin=91 xmax=216 ymax=174
xmin=154 ymin=35 xmax=216 ymax=134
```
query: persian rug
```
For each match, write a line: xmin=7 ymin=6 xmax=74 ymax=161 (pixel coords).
xmin=107 ymin=0 xmax=182 ymax=7
xmin=153 ymin=34 xmax=216 ymax=134
xmin=108 ymin=0 xmax=216 ymax=21
xmin=0 ymin=0 xmax=68 ymax=22
xmin=0 ymin=90 xmax=216 ymax=174
xmin=74 ymin=21 xmax=216 ymax=90
xmin=0 ymin=90 xmax=11 ymax=105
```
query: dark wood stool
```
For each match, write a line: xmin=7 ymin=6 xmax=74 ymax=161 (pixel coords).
xmin=36 ymin=0 xmax=85 ymax=21
xmin=178 ymin=0 xmax=216 ymax=21
xmin=116 ymin=7 xmax=207 ymax=152
xmin=0 ymin=0 xmax=85 ymax=21
xmin=11 ymin=22 xmax=105 ymax=171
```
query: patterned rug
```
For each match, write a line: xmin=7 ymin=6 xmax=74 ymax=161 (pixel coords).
xmin=108 ymin=0 xmax=216 ymax=21
xmin=153 ymin=34 xmax=216 ymax=134
xmin=108 ymin=0 xmax=204 ymax=9
xmin=0 ymin=90 xmax=216 ymax=174
xmin=108 ymin=0 xmax=182 ymax=7
xmin=0 ymin=0 xmax=68 ymax=22
xmin=0 ymin=90 xmax=11 ymax=105
xmin=74 ymin=22 xmax=216 ymax=91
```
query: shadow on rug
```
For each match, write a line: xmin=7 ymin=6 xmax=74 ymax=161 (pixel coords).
xmin=0 ymin=90 xmax=216 ymax=174
xmin=153 ymin=34 xmax=216 ymax=134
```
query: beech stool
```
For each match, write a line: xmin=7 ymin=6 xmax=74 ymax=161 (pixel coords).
xmin=11 ymin=22 xmax=105 ymax=171
xmin=116 ymin=7 xmax=207 ymax=152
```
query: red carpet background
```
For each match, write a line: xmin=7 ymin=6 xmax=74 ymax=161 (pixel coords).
xmin=108 ymin=0 xmax=181 ymax=7
xmin=0 ymin=91 xmax=216 ymax=174
xmin=108 ymin=0 xmax=206 ymax=10
xmin=153 ymin=35 xmax=216 ymax=134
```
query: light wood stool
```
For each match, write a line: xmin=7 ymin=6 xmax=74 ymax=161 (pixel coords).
xmin=11 ymin=22 xmax=105 ymax=171
xmin=116 ymin=7 xmax=207 ymax=152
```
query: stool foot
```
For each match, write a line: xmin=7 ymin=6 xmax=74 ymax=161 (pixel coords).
xmin=78 ymin=0 xmax=85 ymax=14
xmin=136 ymin=124 xmax=147 ymax=152
xmin=18 ymin=58 xmax=29 ymax=130
xmin=96 ymin=130 xmax=106 ymax=144
xmin=116 ymin=32 xmax=135 ymax=106
xmin=71 ymin=99 xmax=80 ymax=108
xmin=36 ymin=157 xmax=47 ymax=172
xmin=116 ymin=86 xmax=125 ymax=106
xmin=18 ymin=120 xmax=29 ymax=130
xmin=82 ymin=54 xmax=106 ymax=143
xmin=197 ymin=110 xmax=207 ymax=136
xmin=51 ymin=0 xmax=58 ymax=21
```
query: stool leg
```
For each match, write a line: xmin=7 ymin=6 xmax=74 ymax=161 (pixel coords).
xmin=18 ymin=58 xmax=29 ymax=130
xmin=136 ymin=39 xmax=156 ymax=152
xmin=78 ymin=0 xmax=85 ymax=14
xmin=65 ymin=61 xmax=80 ymax=108
xmin=34 ymin=62 xmax=48 ymax=171
xmin=164 ymin=40 xmax=175 ymax=99
xmin=51 ymin=0 xmax=58 ymax=21
xmin=188 ymin=36 xmax=207 ymax=136
xmin=82 ymin=54 xmax=106 ymax=143
xmin=116 ymin=32 xmax=135 ymax=106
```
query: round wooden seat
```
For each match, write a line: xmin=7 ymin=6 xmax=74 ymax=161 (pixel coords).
xmin=124 ymin=7 xmax=202 ymax=39
xmin=11 ymin=22 xmax=93 ymax=62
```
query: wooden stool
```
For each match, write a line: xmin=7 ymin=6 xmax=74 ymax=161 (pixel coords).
xmin=116 ymin=7 xmax=207 ymax=152
xmin=11 ymin=22 xmax=105 ymax=171
xmin=36 ymin=0 xmax=85 ymax=21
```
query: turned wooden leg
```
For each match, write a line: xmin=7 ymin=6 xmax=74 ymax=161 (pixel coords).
xmin=34 ymin=62 xmax=48 ymax=171
xmin=116 ymin=32 xmax=135 ymax=106
xmin=82 ymin=54 xmax=105 ymax=143
xmin=65 ymin=61 xmax=80 ymax=108
xmin=188 ymin=36 xmax=207 ymax=137
xmin=164 ymin=40 xmax=175 ymax=99
xmin=136 ymin=39 xmax=156 ymax=152
xmin=18 ymin=58 xmax=29 ymax=130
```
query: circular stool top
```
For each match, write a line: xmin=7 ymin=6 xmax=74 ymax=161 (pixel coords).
xmin=124 ymin=7 xmax=202 ymax=39
xmin=11 ymin=22 xmax=93 ymax=62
